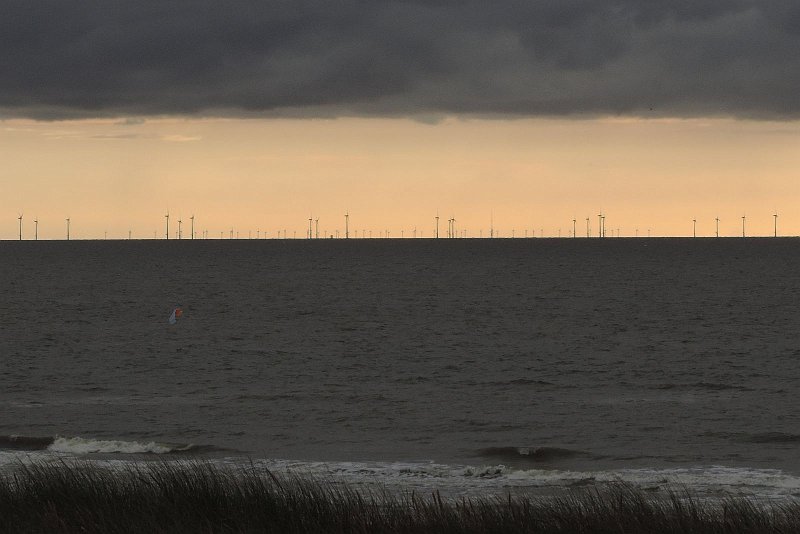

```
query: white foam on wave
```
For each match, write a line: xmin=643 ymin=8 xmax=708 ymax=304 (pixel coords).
xmin=47 ymin=437 xmax=177 ymax=455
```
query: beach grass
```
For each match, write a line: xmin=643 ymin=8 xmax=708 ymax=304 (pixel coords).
xmin=0 ymin=461 xmax=798 ymax=533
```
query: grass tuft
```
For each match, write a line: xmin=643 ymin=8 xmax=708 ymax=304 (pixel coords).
xmin=0 ymin=461 xmax=797 ymax=533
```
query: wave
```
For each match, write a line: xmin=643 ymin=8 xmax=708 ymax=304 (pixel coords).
xmin=0 ymin=435 xmax=200 ymax=455
xmin=0 ymin=435 xmax=55 ymax=450
xmin=654 ymin=382 xmax=753 ymax=392
xmin=48 ymin=437 xmax=195 ymax=455
xmin=744 ymin=433 xmax=800 ymax=444
xmin=476 ymin=446 xmax=587 ymax=462
xmin=489 ymin=379 xmax=556 ymax=387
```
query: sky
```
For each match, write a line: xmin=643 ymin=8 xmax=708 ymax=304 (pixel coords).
xmin=2 ymin=0 xmax=799 ymax=239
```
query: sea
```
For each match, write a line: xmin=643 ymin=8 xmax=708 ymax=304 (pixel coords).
xmin=2 ymin=238 xmax=800 ymax=500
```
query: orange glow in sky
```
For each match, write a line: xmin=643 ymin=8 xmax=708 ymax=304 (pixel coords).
xmin=2 ymin=116 xmax=799 ymax=239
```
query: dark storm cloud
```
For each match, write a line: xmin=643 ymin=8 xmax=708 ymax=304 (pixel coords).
xmin=1 ymin=0 xmax=798 ymax=120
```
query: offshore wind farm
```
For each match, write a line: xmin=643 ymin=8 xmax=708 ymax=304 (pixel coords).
xmin=4 ymin=212 xmax=796 ymax=241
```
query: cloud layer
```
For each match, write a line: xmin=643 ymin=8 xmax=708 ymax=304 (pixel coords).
xmin=2 ymin=1 xmax=799 ymax=120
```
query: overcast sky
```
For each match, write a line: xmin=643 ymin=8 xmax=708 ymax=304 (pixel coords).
xmin=3 ymin=0 xmax=800 ymax=120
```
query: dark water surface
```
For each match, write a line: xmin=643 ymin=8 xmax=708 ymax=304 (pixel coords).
xmin=3 ymin=239 xmax=800 ymax=497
